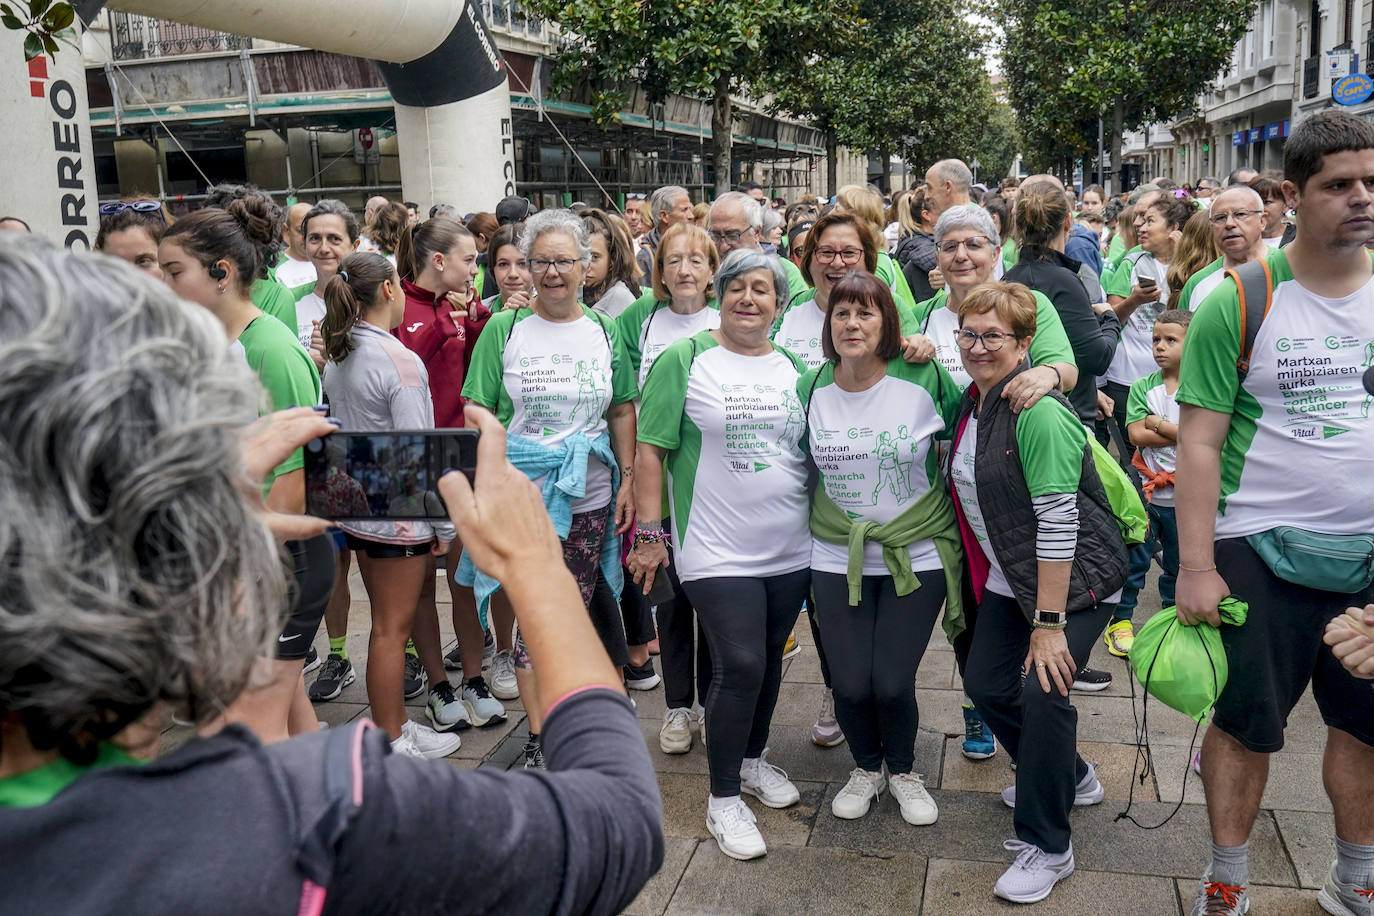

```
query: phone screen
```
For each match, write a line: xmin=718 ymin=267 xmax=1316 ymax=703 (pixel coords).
xmin=304 ymin=429 xmax=478 ymax=521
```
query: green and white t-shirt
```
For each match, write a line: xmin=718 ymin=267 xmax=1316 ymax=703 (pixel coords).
xmin=463 ymin=306 xmax=638 ymax=513
xmin=1105 ymin=250 xmax=1171 ymax=385
xmin=1126 ymin=369 xmax=1180 ymax=506
xmin=233 ymin=314 xmax=322 ymax=486
xmin=772 ymin=292 xmax=828 ymax=368
xmin=802 ymin=358 xmax=961 ymax=575
xmin=949 ymin=396 xmax=1086 ymax=597
xmin=294 ymin=291 xmax=325 ymax=352
xmin=902 ymin=289 xmax=1077 ymax=391
xmin=1177 ymin=249 xmax=1374 ymax=537
xmin=272 ymin=253 xmax=316 ymax=290
xmin=615 ymin=295 xmax=721 ymax=389
xmin=637 ymin=332 xmax=811 ymax=582
xmin=1177 ymin=257 xmax=1225 ymax=313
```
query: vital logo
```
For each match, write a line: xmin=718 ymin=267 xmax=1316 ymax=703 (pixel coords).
xmin=844 ymin=510 xmax=861 ymax=519
xmin=753 ymin=461 xmax=771 ymax=472
xmin=1323 ymin=425 xmax=1350 ymax=439
xmin=542 ymin=426 xmax=558 ymax=436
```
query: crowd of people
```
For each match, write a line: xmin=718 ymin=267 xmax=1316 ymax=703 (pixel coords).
xmin=1 ymin=109 xmax=1372 ymax=914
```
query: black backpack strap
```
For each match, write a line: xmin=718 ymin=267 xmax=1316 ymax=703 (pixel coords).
xmin=1226 ymin=258 xmax=1273 ymax=384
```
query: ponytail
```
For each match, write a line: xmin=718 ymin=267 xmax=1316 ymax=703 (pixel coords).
xmin=394 ymin=217 xmax=471 ymax=284
xmin=321 ymin=252 xmax=394 ymax=364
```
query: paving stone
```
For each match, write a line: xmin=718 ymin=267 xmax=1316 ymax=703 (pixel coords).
xmin=655 ymin=772 xmax=821 ymax=848
xmin=1174 ymin=878 xmax=1327 ymax=914
xmin=939 ymin=739 xmax=1158 ymax=804
xmin=314 ymin=701 xmax=369 ymax=730
xmin=781 ymin=646 xmax=825 ymax=684
xmin=1273 ymin=809 xmax=1339 ymax=890
xmin=639 ymin=718 xmax=711 ymax=777
xmin=923 ymin=856 xmax=1179 ymax=914
xmin=623 ymin=837 xmax=698 ymax=916
xmin=663 ymin=845 xmax=927 ymax=916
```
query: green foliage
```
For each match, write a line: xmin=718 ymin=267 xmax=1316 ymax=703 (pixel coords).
xmin=1 ymin=0 xmax=75 ymax=61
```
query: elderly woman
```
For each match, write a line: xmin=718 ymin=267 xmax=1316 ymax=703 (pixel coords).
xmin=461 ymin=208 xmax=638 ymax=769
xmin=801 ymin=271 xmax=964 ymax=827
xmin=0 ymin=236 xmax=662 ymax=913
xmin=631 ymin=248 xmax=809 ymax=861
xmin=947 ymin=282 xmax=1127 ymax=905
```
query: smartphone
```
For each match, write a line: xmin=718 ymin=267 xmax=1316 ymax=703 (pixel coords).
xmin=304 ymin=429 xmax=478 ymax=521
xmin=1138 ymin=276 xmax=1157 ymax=290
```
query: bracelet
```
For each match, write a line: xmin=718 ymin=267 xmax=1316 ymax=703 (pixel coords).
xmin=1046 ymin=364 xmax=1063 ymax=390
xmin=1032 ymin=620 xmax=1067 ymax=631
xmin=1152 ymin=416 xmax=1165 ymax=433
xmin=633 ymin=525 xmax=668 ymax=547
xmin=1179 ymin=563 xmax=1217 ymax=573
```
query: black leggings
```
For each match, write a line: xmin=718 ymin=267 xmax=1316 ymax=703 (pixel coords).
xmin=811 ymin=570 xmax=945 ymax=774
xmin=656 ymin=546 xmax=711 ymax=710
xmin=963 ymin=592 xmax=1114 ymax=854
xmin=685 ymin=569 xmax=809 ymax=797
xmin=275 ymin=534 xmax=337 ymax=661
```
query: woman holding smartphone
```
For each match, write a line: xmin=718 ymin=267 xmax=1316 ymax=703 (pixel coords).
xmin=320 ymin=251 xmax=472 ymax=758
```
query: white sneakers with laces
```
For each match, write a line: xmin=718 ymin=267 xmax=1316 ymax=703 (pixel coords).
xmin=888 ymin=772 xmax=939 ymax=825
xmin=993 ymin=839 xmax=1075 ymax=903
xmin=489 ymin=650 xmax=519 ymax=700
xmin=832 ymin=768 xmax=886 ymax=819
xmin=706 ymin=798 xmax=767 ymax=860
xmin=739 ymin=749 xmax=800 ymax=808
xmin=391 ymin=720 xmax=461 ymax=759
xmin=660 ymin=707 xmax=694 ymax=754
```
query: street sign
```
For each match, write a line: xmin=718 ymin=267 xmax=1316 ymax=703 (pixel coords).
xmin=1328 ymin=48 xmax=1356 ymax=80
xmin=1334 ymin=73 xmax=1374 ymax=106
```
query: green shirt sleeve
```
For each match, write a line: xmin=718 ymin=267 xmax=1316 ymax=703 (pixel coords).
xmin=780 ymin=256 xmax=808 ymax=306
xmin=899 ymin=291 xmax=944 ymax=337
xmin=1105 ymin=255 xmax=1135 ymax=299
xmin=882 ymin=252 xmax=918 ymax=313
xmin=461 ymin=309 xmax=516 ymax=425
xmin=241 ymin=320 xmax=320 ymax=480
xmin=614 ymin=292 xmax=659 ymax=372
xmin=1015 ymin=396 xmax=1087 ymax=496
xmin=636 ymin=335 xmax=696 ymax=449
xmin=604 ymin=313 xmax=639 ymax=405
xmin=1126 ymin=371 xmax=1161 ymax=424
xmin=1176 ymin=276 xmax=1242 ymax=413
xmin=250 ymin=278 xmax=299 ymax=334
xmin=1028 ymin=291 xmax=1077 ymax=369
xmin=1177 ymin=259 xmax=1222 ymax=312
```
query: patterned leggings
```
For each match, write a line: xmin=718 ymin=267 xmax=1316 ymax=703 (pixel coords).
xmin=513 ymin=507 xmax=608 ymax=669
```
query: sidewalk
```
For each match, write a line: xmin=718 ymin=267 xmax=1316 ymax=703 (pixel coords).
xmin=190 ymin=567 xmax=1339 ymax=915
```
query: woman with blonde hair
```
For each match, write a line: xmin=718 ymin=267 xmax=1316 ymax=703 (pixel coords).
xmin=834 ymin=184 xmax=918 ymax=311
xmin=1165 ymin=209 xmax=1221 ymax=308
xmin=581 ymin=207 xmax=642 ymax=318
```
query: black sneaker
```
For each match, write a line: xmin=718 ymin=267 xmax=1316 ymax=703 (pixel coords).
xmin=624 ymin=659 xmax=661 ymax=691
xmin=403 ymin=654 xmax=428 ymax=700
xmin=1072 ymin=666 xmax=1113 ymax=692
xmin=308 ymin=653 xmax=355 ymax=702
xmin=302 ymin=644 xmax=322 ymax=675
xmin=522 ymin=736 xmax=545 ymax=770
xmin=443 ymin=645 xmax=463 ymax=673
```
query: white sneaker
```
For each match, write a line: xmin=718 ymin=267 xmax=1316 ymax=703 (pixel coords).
xmin=740 ymin=749 xmax=800 ymax=808
xmin=888 ymin=772 xmax=939 ymax=825
xmin=706 ymin=798 xmax=767 ymax=860
xmin=994 ymin=839 xmax=1075 ymax=903
xmin=811 ymin=687 xmax=845 ymax=748
xmin=489 ymin=650 xmax=519 ymax=700
xmin=1002 ymin=761 xmax=1103 ymax=808
xmin=832 ymin=768 xmax=885 ymax=819
xmin=460 ymin=677 xmax=507 ymax=726
xmin=694 ymin=705 xmax=707 ymax=747
xmin=391 ymin=720 xmax=461 ymax=759
xmin=660 ymin=707 xmax=693 ymax=754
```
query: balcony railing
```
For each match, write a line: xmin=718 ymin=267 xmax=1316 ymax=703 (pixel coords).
xmin=109 ymin=11 xmax=252 ymax=61
xmin=1302 ymin=55 xmax=1320 ymax=99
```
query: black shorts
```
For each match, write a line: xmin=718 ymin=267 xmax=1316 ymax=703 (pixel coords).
xmin=343 ymin=532 xmax=432 ymax=560
xmin=276 ymin=534 xmax=337 ymax=661
xmin=1212 ymin=537 xmax=1374 ymax=752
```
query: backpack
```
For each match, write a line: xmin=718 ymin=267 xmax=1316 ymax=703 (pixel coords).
xmin=1225 ymin=257 xmax=1274 ymax=383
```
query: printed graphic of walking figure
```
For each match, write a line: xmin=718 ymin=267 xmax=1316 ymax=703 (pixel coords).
xmin=1362 ymin=340 xmax=1374 ymax=368
xmin=780 ymin=389 xmax=805 ymax=450
xmin=573 ymin=359 xmax=606 ymax=424
xmin=873 ymin=430 xmax=914 ymax=504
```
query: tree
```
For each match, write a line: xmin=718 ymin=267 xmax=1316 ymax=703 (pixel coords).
xmin=526 ymin=0 xmax=856 ymax=195
xmin=1001 ymin=0 xmax=1254 ymax=188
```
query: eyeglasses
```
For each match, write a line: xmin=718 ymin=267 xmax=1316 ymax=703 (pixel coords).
xmin=529 ymin=257 xmax=580 ymax=275
xmin=98 ymin=199 xmax=167 ymax=223
xmin=626 ymin=193 xmax=646 ymax=200
xmin=709 ymin=228 xmax=752 ymax=243
xmin=814 ymin=247 xmax=864 ymax=264
xmin=953 ymin=328 xmax=1020 ymax=351
xmin=1209 ymin=208 xmax=1261 ymax=224
xmin=936 ymin=236 xmax=994 ymax=255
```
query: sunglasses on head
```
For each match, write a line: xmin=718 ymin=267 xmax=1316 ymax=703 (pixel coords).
xmin=98 ymin=200 xmax=167 ymax=223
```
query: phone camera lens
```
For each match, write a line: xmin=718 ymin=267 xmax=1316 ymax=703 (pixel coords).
xmin=306 ymin=438 xmax=324 ymax=453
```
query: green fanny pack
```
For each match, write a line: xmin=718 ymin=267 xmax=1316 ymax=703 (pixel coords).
xmin=1246 ymin=527 xmax=1374 ymax=594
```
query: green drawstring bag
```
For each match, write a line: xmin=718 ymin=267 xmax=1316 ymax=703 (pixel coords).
xmin=1128 ymin=598 xmax=1248 ymax=723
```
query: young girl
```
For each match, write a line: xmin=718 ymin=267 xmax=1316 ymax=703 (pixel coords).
xmin=481 ymin=222 xmax=534 ymax=313
xmin=581 ymin=208 xmax=642 ymax=318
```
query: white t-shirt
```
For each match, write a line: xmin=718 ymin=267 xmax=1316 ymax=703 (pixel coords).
xmin=949 ymin=415 xmax=1013 ymax=597
xmin=295 ymin=291 xmax=325 ymax=351
xmin=773 ymin=297 xmax=827 ymax=369
xmin=636 ymin=306 xmax=720 ymax=390
xmin=636 ymin=335 xmax=810 ymax=582
xmin=1127 ymin=371 xmax=1180 ymax=506
xmin=922 ymin=306 xmax=971 ymax=390
xmin=1263 ymin=235 xmax=1283 ymax=248
xmin=1105 ymin=252 xmax=1171 ymax=385
xmin=806 ymin=368 xmax=948 ymax=575
xmin=275 ymin=255 xmax=316 ymax=290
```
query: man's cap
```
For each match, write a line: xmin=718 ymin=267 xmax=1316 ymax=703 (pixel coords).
xmin=496 ymin=196 xmax=536 ymax=225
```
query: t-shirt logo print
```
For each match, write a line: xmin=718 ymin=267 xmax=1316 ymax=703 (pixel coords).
xmin=779 ymin=390 xmax=805 ymax=452
xmin=572 ymin=359 xmax=608 ymax=424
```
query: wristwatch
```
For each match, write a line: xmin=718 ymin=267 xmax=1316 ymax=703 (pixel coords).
xmin=1033 ymin=609 xmax=1067 ymax=629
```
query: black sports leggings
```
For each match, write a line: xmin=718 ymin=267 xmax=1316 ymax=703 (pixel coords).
xmin=685 ymin=570 xmax=809 ymax=797
xmin=811 ymin=570 xmax=945 ymax=774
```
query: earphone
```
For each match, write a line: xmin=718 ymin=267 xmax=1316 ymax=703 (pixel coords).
xmin=208 ymin=265 xmax=227 ymax=280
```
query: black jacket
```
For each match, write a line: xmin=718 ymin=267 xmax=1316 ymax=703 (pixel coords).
xmin=1005 ymin=245 xmax=1121 ymax=422
xmin=949 ymin=365 xmax=1128 ymax=619
xmin=897 ymin=231 xmax=938 ymax=303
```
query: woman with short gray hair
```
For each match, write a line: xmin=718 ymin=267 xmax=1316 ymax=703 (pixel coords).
xmin=461 ymin=208 xmax=639 ymax=768
xmin=630 ymin=247 xmax=810 ymax=861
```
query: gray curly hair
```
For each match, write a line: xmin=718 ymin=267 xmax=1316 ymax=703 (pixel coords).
xmin=0 ymin=235 xmax=289 ymax=765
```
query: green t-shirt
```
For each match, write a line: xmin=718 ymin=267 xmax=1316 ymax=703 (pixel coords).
xmin=250 ymin=278 xmax=300 ymax=337
xmin=1106 ymin=235 xmax=1128 ymax=270
xmin=1176 ymin=257 xmax=1225 ymax=313
xmin=1002 ymin=238 xmax=1019 ymax=273
xmin=237 ymin=314 xmax=322 ymax=485
xmin=0 ymin=743 xmax=139 ymax=808
xmin=614 ymin=294 xmax=721 ymax=387
xmin=1105 ymin=246 xmax=1148 ymax=300
xmin=779 ymin=255 xmax=808 ymax=307
xmin=902 ymin=289 xmax=1077 ymax=391
xmin=876 ymin=251 xmax=918 ymax=313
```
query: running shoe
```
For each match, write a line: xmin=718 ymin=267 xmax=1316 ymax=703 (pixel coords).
xmin=1193 ymin=749 xmax=1203 ymax=775
xmin=889 ymin=772 xmax=939 ymax=825
xmin=307 ymin=653 xmax=355 ymax=703
xmin=443 ymin=645 xmax=463 ymax=673
xmin=811 ymin=687 xmax=845 ymax=747
xmin=994 ymin=839 xmax=1075 ymax=904
xmin=482 ymin=629 xmax=496 ymax=663
xmin=490 ymin=649 xmax=519 ymax=700
xmin=461 ymin=676 xmax=507 ymax=726
xmin=961 ymin=704 xmax=997 ymax=759
xmin=1104 ymin=618 xmax=1135 ymax=657
xmin=1318 ymin=860 xmax=1373 ymax=916
xmin=426 ymin=681 xmax=472 ymax=731
xmin=522 ymin=736 xmax=545 ymax=770
xmin=832 ymin=768 xmax=885 ymax=819
xmin=1003 ymin=762 xmax=1103 ymax=808
xmin=782 ymin=632 xmax=801 ymax=660
xmin=740 ymin=749 xmax=800 ymax=808
xmin=1189 ymin=865 xmax=1250 ymax=915
xmin=706 ymin=798 xmax=767 ymax=860
xmin=302 ymin=644 xmax=322 ymax=675
xmin=1072 ymin=666 xmax=1113 ymax=692
xmin=403 ymin=655 xmax=428 ymax=700
xmin=660 ymin=707 xmax=694 ymax=754
xmin=625 ymin=659 xmax=661 ymax=691
xmin=391 ymin=720 xmax=460 ymax=759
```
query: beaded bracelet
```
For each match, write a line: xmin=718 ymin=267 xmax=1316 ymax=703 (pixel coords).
xmin=633 ymin=527 xmax=669 ymax=547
